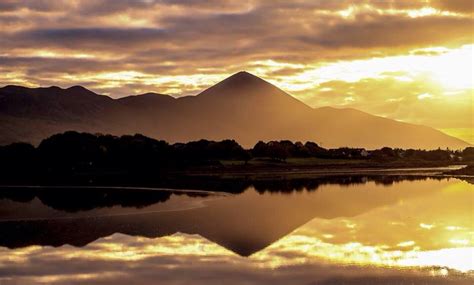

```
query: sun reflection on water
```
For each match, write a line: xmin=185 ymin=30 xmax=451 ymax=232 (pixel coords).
xmin=0 ymin=179 xmax=472 ymax=284
xmin=252 ymin=180 xmax=474 ymax=273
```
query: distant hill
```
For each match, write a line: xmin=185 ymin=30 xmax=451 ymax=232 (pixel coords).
xmin=0 ymin=71 xmax=470 ymax=149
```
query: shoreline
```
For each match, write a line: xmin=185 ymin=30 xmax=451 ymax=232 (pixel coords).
xmin=179 ymin=165 xmax=467 ymax=177
xmin=1 ymin=165 xmax=472 ymax=190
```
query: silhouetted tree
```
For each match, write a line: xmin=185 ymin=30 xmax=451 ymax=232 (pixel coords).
xmin=304 ymin=141 xmax=327 ymax=157
xmin=462 ymin=147 xmax=474 ymax=161
xmin=0 ymin=142 xmax=37 ymax=174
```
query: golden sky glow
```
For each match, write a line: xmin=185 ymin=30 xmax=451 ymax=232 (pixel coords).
xmin=0 ymin=0 xmax=472 ymax=142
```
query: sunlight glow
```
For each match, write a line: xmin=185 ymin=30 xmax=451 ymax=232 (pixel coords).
xmin=31 ymin=50 xmax=96 ymax=59
xmin=331 ymin=5 xmax=461 ymax=20
xmin=281 ymin=44 xmax=474 ymax=93
xmin=253 ymin=180 xmax=474 ymax=273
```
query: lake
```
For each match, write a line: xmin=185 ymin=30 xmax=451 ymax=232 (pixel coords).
xmin=0 ymin=176 xmax=473 ymax=284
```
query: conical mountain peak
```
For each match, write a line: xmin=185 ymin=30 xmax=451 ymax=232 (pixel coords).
xmin=229 ymin=71 xmax=263 ymax=81
xmin=66 ymin=85 xmax=98 ymax=97
xmin=67 ymin=85 xmax=92 ymax=92
xmin=197 ymin=71 xmax=288 ymax=99
xmin=216 ymin=71 xmax=268 ymax=88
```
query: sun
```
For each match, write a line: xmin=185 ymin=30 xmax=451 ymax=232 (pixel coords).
xmin=427 ymin=45 xmax=474 ymax=91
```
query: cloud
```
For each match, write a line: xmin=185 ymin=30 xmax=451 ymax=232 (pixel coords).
xmin=0 ymin=232 xmax=469 ymax=285
xmin=0 ymin=0 xmax=72 ymax=12
xmin=13 ymin=28 xmax=168 ymax=50
xmin=431 ymin=0 xmax=474 ymax=13
xmin=303 ymin=14 xmax=473 ymax=48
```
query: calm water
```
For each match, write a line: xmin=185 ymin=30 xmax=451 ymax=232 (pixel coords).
xmin=0 ymin=177 xmax=473 ymax=284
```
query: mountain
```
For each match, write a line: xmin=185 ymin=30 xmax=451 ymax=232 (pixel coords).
xmin=0 ymin=71 xmax=470 ymax=149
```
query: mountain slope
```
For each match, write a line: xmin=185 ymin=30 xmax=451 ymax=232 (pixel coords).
xmin=0 ymin=72 xmax=470 ymax=149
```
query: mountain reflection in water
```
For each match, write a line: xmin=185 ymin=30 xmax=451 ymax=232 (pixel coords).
xmin=0 ymin=176 xmax=472 ymax=285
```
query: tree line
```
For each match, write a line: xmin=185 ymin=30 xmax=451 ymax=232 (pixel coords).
xmin=0 ymin=131 xmax=472 ymax=177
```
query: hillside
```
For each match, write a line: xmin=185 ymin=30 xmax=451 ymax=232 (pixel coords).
xmin=0 ymin=72 xmax=469 ymax=149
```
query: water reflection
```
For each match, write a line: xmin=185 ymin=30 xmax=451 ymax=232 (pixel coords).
xmin=0 ymin=176 xmax=472 ymax=284
xmin=255 ymin=179 xmax=474 ymax=272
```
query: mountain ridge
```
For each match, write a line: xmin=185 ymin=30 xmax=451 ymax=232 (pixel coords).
xmin=0 ymin=72 xmax=470 ymax=149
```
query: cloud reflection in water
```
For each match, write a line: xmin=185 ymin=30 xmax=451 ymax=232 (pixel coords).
xmin=0 ymin=179 xmax=473 ymax=284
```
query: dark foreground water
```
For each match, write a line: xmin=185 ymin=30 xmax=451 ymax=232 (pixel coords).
xmin=0 ymin=176 xmax=473 ymax=284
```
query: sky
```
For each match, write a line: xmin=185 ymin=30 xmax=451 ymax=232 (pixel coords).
xmin=0 ymin=0 xmax=473 ymax=143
